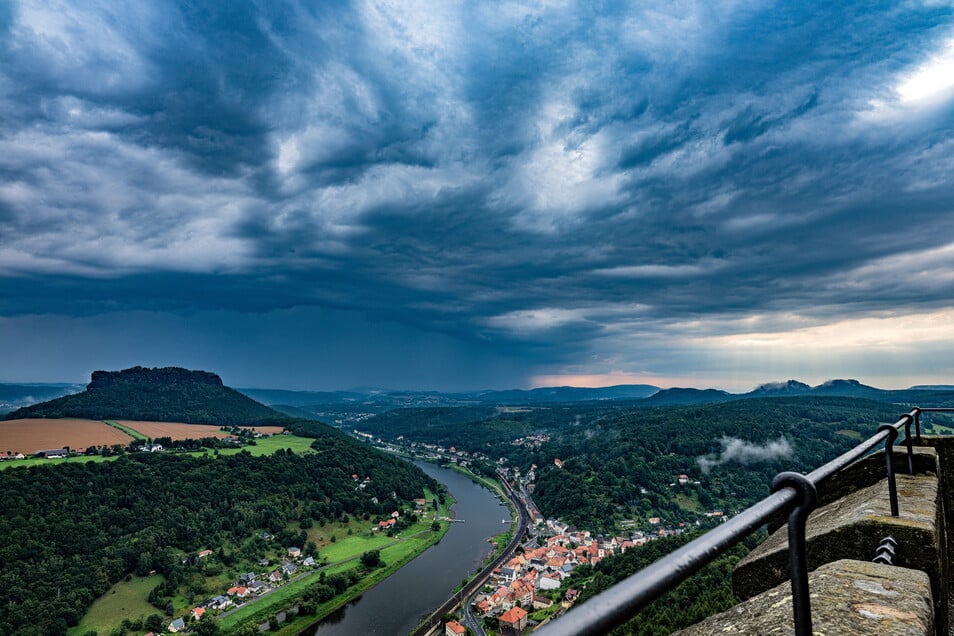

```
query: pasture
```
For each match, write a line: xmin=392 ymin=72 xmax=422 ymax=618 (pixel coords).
xmin=117 ymin=420 xmax=286 ymax=440
xmin=71 ymin=574 xmax=163 ymax=635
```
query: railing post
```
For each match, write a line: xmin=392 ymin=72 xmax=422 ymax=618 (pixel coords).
xmin=915 ymin=409 xmax=921 ymax=440
xmin=771 ymin=472 xmax=818 ymax=636
xmin=877 ymin=424 xmax=900 ymax=517
xmin=902 ymin=414 xmax=914 ymax=475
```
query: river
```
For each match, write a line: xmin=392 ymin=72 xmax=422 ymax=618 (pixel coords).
xmin=310 ymin=461 xmax=509 ymax=635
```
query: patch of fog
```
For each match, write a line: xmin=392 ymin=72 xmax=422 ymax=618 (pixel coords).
xmin=697 ymin=436 xmax=793 ymax=473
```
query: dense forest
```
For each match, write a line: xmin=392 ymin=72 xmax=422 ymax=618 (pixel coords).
xmin=0 ymin=424 xmax=437 ymax=635
xmin=528 ymin=397 xmax=905 ymax=530
xmin=362 ymin=397 xmax=915 ymax=531
xmin=6 ymin=367 xmax=288 ymax=425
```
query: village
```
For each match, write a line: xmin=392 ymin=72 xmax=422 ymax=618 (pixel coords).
xmin=150 ymin=495 xmax=437 ymax=635
xmin=349 ymin=430 xmax=730 ymax=635
xmin=159 ymin=540 xmax=322 ymax=634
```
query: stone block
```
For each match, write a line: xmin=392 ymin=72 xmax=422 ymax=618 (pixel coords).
xmin=676 ymin=559 xmax=933 ymax=635
xmin=733 ymin=473 xmax=945 ymax=634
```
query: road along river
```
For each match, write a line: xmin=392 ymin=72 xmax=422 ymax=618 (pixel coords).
xmin=311 ymin=461 xmax=511 ymax=635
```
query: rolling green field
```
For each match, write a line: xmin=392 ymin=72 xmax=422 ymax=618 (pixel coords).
xmin=72 ymin=574 xmax=163 ymax=635
xmin=0 ymin=434 xmax=315 ymax=471
xmin=220 ymin=491 xmax=454 ymax=634
xmin=213 ymin=434 xmax=315 ymax=456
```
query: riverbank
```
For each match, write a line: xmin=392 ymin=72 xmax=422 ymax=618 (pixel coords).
xmin=409 ymin=464 xmax=522 ymax=635
xmin=300 ymin=460 xmax=515 ymax=635
xmin=445 ymin=464 xmax=517 ymax=564
xmin=221 ymin=491 xmax=456 ymax=635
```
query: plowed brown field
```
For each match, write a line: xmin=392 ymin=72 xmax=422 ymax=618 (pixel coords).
xmin=117 ymin=421 xmax=286 ymax=440
xmin=0 ymin=419 xmax=134 ymax=454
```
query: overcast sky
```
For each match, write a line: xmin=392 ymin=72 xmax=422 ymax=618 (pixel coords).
xmin=2 ymin=1 xmax=953 ymax=391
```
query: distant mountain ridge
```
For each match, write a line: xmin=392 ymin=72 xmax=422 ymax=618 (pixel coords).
xmin=644 ymin=378 xmax=954 ymax=407
xmin=0 ymin=382 xmax=83 ymax=415
xmin=238 ymin=383 xmax=661 ymax=409
xmin=7 ymin=366 xmax=288 ymax=425
xmin=241 ymin=378 xmax=954 ymax=411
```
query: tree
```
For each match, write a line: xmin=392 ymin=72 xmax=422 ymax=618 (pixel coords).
xmin=194 ymin=616 xmax=220 ymax=636
xmin=145 ymin=614 xmax=164 ymax=632
xmin=360 ymin=550 xmax=382 ymax=569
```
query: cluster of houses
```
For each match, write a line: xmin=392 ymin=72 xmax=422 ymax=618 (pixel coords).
xmin=509 ymin=434 xmax=551 ymax=449
xmin=167 ymin=545 xmax=317 ymax=633
xmin=471 ymin=518 xmax=646 ymax=625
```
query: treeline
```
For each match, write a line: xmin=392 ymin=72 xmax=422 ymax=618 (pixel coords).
xmin=0 ymin=432 xmax=436 ymax=635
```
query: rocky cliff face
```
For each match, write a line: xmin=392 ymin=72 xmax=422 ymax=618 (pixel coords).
xmin=87 ymin=366 xmax=224 ymax=390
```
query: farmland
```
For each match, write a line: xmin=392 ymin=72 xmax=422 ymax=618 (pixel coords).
xmin=116 ymin=420 xmax=286 ymax=440
xmin=0 ymin=418 xmax=134 ymax=454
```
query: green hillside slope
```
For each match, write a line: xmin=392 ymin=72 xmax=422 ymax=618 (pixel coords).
xmin=6 ymin=366 xmax=288 ymax=425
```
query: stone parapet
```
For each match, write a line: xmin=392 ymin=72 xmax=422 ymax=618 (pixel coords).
xmin=676 ymin=559 xmax=933 ymax=636
xmin=733 ymin=471 xmax=946 ymax=634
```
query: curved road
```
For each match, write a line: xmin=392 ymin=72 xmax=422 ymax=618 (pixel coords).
xmin=410 ymin=473 xmax=530 ymax=636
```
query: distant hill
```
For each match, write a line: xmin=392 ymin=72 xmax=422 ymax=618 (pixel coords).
xmin=637 ymin=379 xmax=954 ymax=408
xmin=477 ymin=384 xmax=660 ymax=403
xmin=238 ymin=378 xmax=954 ymax=415
xmin=239 ymin=384 xmax=660 ymax=410
xmin=641 ymin=387 xmax=734 ymax=406
xmin=746 ymin=380 xmax=812 ymax=396
xmin=7 ymin=366 xmax=288 ymax=425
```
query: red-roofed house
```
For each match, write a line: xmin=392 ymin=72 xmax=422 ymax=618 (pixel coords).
xmin=191 ymin=607 xmax=205 ymax=620
xmin=499 ymin=606 xmax=528 ymax=635
xmin=445 ymin=620 xmax=467 ymax=636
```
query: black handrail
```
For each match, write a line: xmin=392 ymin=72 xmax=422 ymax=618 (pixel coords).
xmin=537 ymin=406 xmax=954 ymax=636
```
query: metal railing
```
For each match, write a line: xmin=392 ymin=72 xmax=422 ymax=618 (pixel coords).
xmin=537 ymin=406 xmax=954 ymax=636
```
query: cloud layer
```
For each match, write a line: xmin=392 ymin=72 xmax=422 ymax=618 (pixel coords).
xmin=2 ymin=1 xmax=954 ymax=388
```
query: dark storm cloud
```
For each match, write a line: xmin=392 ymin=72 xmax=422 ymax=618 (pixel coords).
xmin=2 ymin=0 xmax=954 ymax=388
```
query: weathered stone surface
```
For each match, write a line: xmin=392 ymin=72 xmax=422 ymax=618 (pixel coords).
xmin=814 ymin=447 xmax=938 ymax=510
xmin=735 ymin=474 xmax=939 ymax=597
xmin=765 ymin=448 xmax=938 ymax=535
xmin=733 ymin=472 xmax=945 ymax=633
xmin=676 ymin=559 xmax=933 ymax=636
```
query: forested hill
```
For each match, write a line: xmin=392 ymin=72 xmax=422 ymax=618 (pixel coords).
xmin=528 ymin=397 xmax=903 ymax=531
xmin=0 ymin=424 xmax=438 ymax=635
xmin=6 ymin=366 xmax=288 ymax=425
xmin=364 ymin=397 xmax=922 ymax=532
